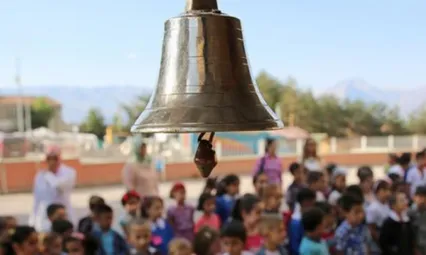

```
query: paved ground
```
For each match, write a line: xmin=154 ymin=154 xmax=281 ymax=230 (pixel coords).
xmin=0 ymin=166 xmax=385 ymax=233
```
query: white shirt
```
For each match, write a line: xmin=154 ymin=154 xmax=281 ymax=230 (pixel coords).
xmin=29 ymin=164 xmax=76 ymax=232
xmin=316 ymin=191 xmax=326 ymax=202
xmin=388 ymin=165 xmax=404 ymax=177
xmin=366 ymin=199 xmax=391 ymax=227
xmin=328 ymin=190 xmax=342 ymax=205
xmin=406 ymin=166 xmax=426 ymax=197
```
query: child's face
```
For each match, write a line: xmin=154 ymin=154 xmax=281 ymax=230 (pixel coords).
xmin=335 ymin=175 xmax=346 ymax=190
xmin=311 ymin=218 xmax=326 ymax=239
xmin=418 ymin=156 xmax=426 ymax=168
xmin=301 ymin=199 xmax=315 ymax=212
xmin=293 ymin=168 xmax=305 ymax=183
xmin=227 ymin=182 xmax=240 ymax=196
xmin=65 ymin=240 xmax=85 ymax=255
xmin=242 ymin=202 xmax=263 ymax=226
xmin=414 ymin=195 xmax=426 ymax=208
xmin=222 ymin=237 xmax=244 ymax=255
xmin=312 ymin=176 xmax=326 ymax=192
xmin=377 ymin=187 xmax=391 ymax=201
xmin=345 ymin=204 xmax=365 ymax=226
xmin=264 ymin=188 xmax=283 ymax=212
xmin=129 ymin=224 xmax=151 ymax=251
xmin=148 ymin=200 xmax=163 ymax=220
xmin=209 ymin=238 xmax=222 ymax=255
xmin=173 ymin=189 xmax=186 ymax=203
xmin=393 ymin=192 xmax=409 ymax=213
xmin=254 ymin=174 xmax=268 ymax=195
xmin=361 ymin=176 xmax=374 ymax=192
xmin=125 ymin=197 xmax=141 ymax=215
xmin=5 ymin=218 xmax=17 ymax=230
xmin=47 ymin=236 xmax=63 ymax=255
xmin=323 ymin=213 xmax=336 ymax=232
xmin=13 ymin=232 xmax=39 ymax=255
xmin=267 ymin=222 xmax=287 ymax=246
xmin=51 ymin=208 xmax=67 ymax=221
xmin=203 ymin=198 xmax=216 ymax=214
xmin=98 ymin=212 xmax=113 ymax=230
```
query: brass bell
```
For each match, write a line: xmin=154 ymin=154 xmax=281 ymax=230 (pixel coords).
xmin=131 ymin=0 xmax=283 ymax=134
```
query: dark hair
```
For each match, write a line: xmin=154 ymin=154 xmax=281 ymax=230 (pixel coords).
xmin=325 ymin=163 xmax=337 ymax=176
xmin=339 ymin=193 xmax=363 ymax=212
xmin=252 ymin=170 xmax=266 ymax=185
xmin=51 ymin=219 xmax=74 ymax=234
xmin=302 ymin=207 xmax=325 ymax=232
xmin=2 ymin=226 xmax=36 ymax=255
xmin=197 ymin=193 xmax=216 ymax=211
xmin=265 ymin=138 xmax=276 ymax=153
xmin=398 ymin=152 xmax=412 ymax=166
xmin=202 ymin=177 xmax=218 ymax=194
xmin=289 ymin=162 xmax=301 ymax=175
xmin=46 ymin=203 xmax=65 ymax=218
xmin=43 ymin=232 xmax=61 ymax=247
xmin=315 ymin=201 xmax=332 ymax=214
xmin=231 ymin=194 xmax=260 ymax=221
xmin=216 ymin=174 xmax=239 ymax=197
xmin=121 ymin=191 xmax=141 ymax=206
xmin=64 ymin=234 xmax=99 ymax=255
xmin=388 ymin=173 xmax=401 ymax=183
xmin=296 ymin=188 xmax=316 ymax=204
xmin=416 ymin=150 xmax=426 ymax=160
xmin=307 ymin=171 xmax=324 ymax=185
xmin=374 ymin=180 xmax=390 ymax=194
xmin=89 ymin=195 xmax=105 ymax=211
xmin=193 ymin=226 xmax=220 ymax=255
xmin=141 ymin=196 xmax=163 ymax=218
xmin=357 ymin=166 xmax=373 ymax=182
xmin=345 ymin=185 xmax=364 ymax=202
xmin=389 ymin=153 xmax=398 ymax=160
xmin=93 ymin=203 xmax=113 ymax=216
xmin=220 ymin=220 xmax=247 ymax=243
xmin=416 ymin=186 xmax=426 ymax=197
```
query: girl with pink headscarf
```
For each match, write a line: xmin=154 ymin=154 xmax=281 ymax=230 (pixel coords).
xmin=29 ymin=145 xmax=76 ymax=232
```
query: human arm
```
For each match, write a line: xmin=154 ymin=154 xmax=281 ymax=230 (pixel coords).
xmin=44 ymin=167 xmax=76 ymax=192
xmin=29 ymin=173 xmax=42 ymax=226
xmin=289 ymin=220 xmax=303 ymax=255
xmin=121 ymin=163 xmax=136 ymax=191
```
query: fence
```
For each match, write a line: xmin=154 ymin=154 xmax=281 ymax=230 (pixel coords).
xmin=1 ymin=134 xmax=425 ymax=163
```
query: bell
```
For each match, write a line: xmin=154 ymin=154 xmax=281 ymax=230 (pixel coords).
xmin=131 ymin=0 xmax=283 ymax=133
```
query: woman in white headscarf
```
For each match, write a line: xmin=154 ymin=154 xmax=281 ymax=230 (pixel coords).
xmin=122 ymin=136 xmax=159 ymax=197
xmin=300 ymin=138 xmax=322 ymax=171
xmin=29 ymin=145 xmax=76 ymax=232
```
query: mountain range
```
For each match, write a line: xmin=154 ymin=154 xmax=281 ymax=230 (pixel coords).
xmin=1 ymin=79 xmax=424 ymax=123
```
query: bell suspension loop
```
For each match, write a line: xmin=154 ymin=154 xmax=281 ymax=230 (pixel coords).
xmin=185 ymin=0 xmax=218 ymax=12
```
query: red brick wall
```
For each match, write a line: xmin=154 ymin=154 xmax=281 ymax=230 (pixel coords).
xmin=1 ymin=152 xmax=391 ymax=193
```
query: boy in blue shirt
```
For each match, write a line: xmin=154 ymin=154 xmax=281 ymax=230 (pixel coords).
xmin=299 ymin=207 xmax=330 ymax=255
xmin=289 ymin=188 xmax=316 ymax=255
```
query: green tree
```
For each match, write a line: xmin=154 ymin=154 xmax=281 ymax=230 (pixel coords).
xmin=31 ymin=97 xmax=56 ymax=129
xmin=121 ymin=95 xmax=150 ymax=131
xmin=80 ymin=108 xmax=106 ymax=139
xmin=408 ymin=105 xmax=426 ymax=134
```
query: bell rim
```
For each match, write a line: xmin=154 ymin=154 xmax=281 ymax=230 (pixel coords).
xmin=130 ymin=120 xmax=284 ymax=134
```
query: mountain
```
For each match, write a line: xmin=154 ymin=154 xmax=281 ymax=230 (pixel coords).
xmin=0 ymin=86 xmax=150 ymax=123
xmin=321 ymin=78 xmax=426 ymax=116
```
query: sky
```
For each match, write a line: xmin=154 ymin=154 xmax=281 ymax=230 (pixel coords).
xmin=1 ymin=0 xmax=426 ymax=91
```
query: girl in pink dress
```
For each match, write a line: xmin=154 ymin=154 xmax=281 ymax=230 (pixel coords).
xmin=195 ymin=193 xmax=221 ymax=232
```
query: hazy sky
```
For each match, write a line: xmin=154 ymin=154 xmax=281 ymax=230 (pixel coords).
xmin=1 ymin=0 xmax=425 ymax=90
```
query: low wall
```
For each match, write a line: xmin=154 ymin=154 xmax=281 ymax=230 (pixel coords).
xmin=1 ymin=152 xmax=391 ymax=193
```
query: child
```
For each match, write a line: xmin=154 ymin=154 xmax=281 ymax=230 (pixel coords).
xmin=195 ymin=193 xmax=221 ymax=232
xmin=91 ymin=203 xmax=129 ymax=255
xmin=357 ymin=166 xmax=374 ymax=207
xmin=2 ymin=225 xmax=39 ymax=255
xmin=221 ymin=220 xmax=252 ymax=255
xmin=0 ymin=216 xmax=17 ymax=240
xmin=120 ymin=190 xmax=142 ymax=237
xmin=385 ymin=153 xmax=399 ymax=174
xmin=216 ymin=174 xmax=240 ymax=224
xmin=286 ymin=162 xmax=306 ymax=211
xmin=42 ymin=233 xmax=63 ymax=255
xmin=335 ymin=193 xmax=370 ymax=255
xmin=253 ymin=171 xmax=269 ymax=197
xmin=51 ymin=219 xmax=74 ymax=238
xmin=127 ymin=219 xmax=160 ymax=255
xmin=406 ymin=150 xmax=426 ymax=198
xmin=289 ymin=188 xmax=316 ymax=255
xmin=262 ymin=184 xmax=283 ymax=213
xmin=168 ymin=238 xmax=193 ymax=255
xmin=299 ymin=208 xmax=329 ymax=255
xmin=307 ymin=172 xmax=326 ymax=201
xmin=63 ymin=233 xmax=99 ymax=255
xmin=256 ymin=213 xmax=288 ymax=255
xmin=44 ymin=204 xmax=67 ymax=233
xmin=366 ymin=179 xmax=391 ymax=255
xmin=315 ymin=202 xmax=335 ymax=254
xmin=379 ymin=192 xmax=414 ymax=255
xmin=167 ymin=183 xmax=195 ymax=241
xmin=77 ymin=195 xmax=105 ymax=234
xmin=328 ymin=168 xmax=346 ymax=206
xmin=408 ymin=185 xmax=426 ymax=254
xmin=193 ymin=226 xmax=221 ymax=255
xmin=231 ymin=194 xmax=263 ymax=252
xmin=142 ymin=196 xmax=174 ymax=255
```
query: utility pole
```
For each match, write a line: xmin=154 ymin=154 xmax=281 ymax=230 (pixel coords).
xmin=15 ymin=57 xmax=25 ymax=133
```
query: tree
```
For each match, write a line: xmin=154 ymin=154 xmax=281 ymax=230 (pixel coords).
xmin=31 ymin=97 xmax=56 ymax=129
xmin=408 ymin=105 xmax=426 ymax=134
xmin=120 ymin=95 xmax=150 ymax=131
xmin=80 ymin=108 xmax=106 ymax=139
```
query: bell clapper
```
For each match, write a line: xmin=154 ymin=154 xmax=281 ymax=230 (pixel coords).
xmin=193 ymin=132 xmax=218 ymax=178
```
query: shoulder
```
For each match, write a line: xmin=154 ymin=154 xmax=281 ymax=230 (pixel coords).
xmin=335 ymin=222 xmax=350 ymax=237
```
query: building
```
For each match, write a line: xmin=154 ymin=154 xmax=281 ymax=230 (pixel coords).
xmin=0 ymin=96 xmax=65 ymax=132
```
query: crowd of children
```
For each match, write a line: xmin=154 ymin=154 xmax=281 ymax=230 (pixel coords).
xmin=0 ymin=148 xmax=425 ymax=255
